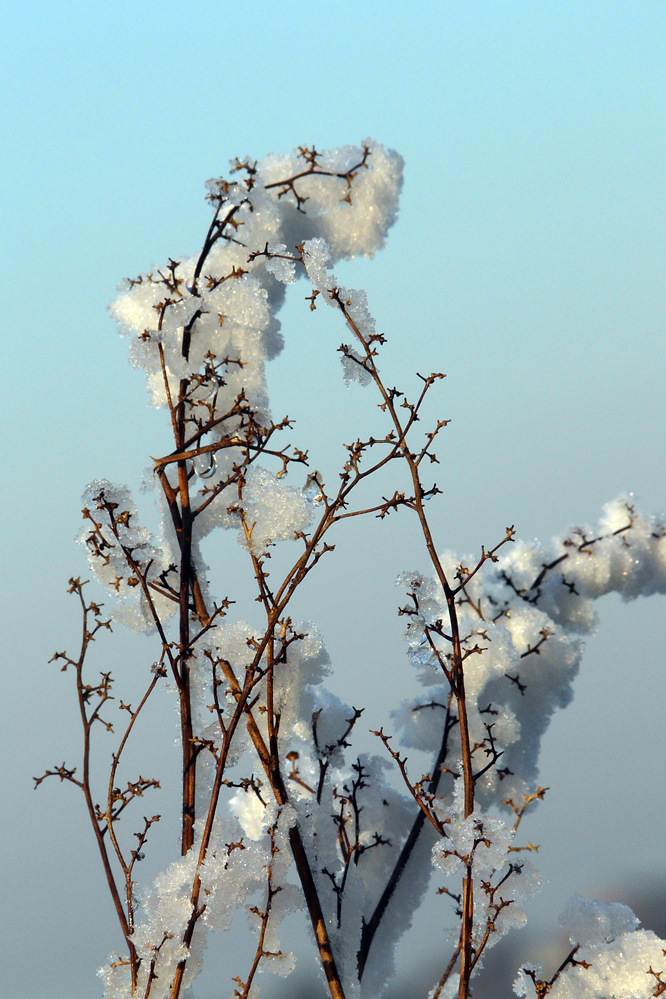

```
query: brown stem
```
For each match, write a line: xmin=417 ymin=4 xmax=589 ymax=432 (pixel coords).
xmin=358 ymin=707 xmax=455 ymax=978
xmin=241 ymin=705 xmax=347 ymax=999
xmin=333 ymin=295 xmax=480 ymax=996
xmin=289 ymin=825 xmax=346 ymax=999
xmin=105 ymin=670 xmax=163 ymax=960
xmin=72 ymin=588 xmax=138 ymax=983
xmin=165 ymin=556 xmax=347 ymax=999
xmin=176 ymin=379 xmax=196 ymax=855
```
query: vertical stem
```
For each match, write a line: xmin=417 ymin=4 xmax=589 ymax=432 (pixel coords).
xmin=289 ymin=825 xmax=346 ymax=999
xmin=358 ymin=708 xmax=455 ymax=978
xmin=450 ymin=607 xmax=475 ymax=999
xmin=338 ymin=300 xmax=481 ymax=997
xmin=177 ymin=379 xmax=196 ymax=855
xmin=73 ymin=594 xmax=139 ymax=986
xmin=242 ymin=705 xmax=347 ymax=999
xmin=457 ymin=871 xmax=474 ymax=999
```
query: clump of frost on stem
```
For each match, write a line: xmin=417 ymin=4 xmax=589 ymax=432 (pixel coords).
xmin=239 ymin=466 xmax=315 ymax=554
xmin=394 ymin=500 xmax=666 ymax=811
xmin=79 ymin=479 xmax=177 ymax=631
xmin=559 ymin=894 xmax=640 ymax=946
xmin=89 ymin=140 xmax=403 ymax=628
xmin=513 ymin=896 xmax=666 ymax=999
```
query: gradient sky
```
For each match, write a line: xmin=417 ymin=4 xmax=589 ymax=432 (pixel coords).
xmin=2 ymin=3 xmax=665 ymax=997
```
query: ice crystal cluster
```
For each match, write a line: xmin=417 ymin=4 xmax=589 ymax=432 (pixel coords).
xmin=513 ymin=895 xmax=666 ymax=998
xmin=71 ymin=141 xmax=666 ymax=999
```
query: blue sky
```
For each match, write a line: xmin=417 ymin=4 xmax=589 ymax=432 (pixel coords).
xmin=2 ymin=3 xmax=665 ymax=997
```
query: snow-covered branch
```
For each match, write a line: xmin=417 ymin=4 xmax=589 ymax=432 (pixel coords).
xmin=42 ymin=140 xmax=666 ymax=999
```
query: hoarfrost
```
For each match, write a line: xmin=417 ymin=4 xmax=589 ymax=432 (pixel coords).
xmin=80 ymin=137 xmax=666 ymax=999
xmin=559 ymin=894 xmax=640 ymax=946
xmin=265 ymin=243 xmax=297 ymax=284
xmin=239 ymin=465 xmax=314 ymax=554
xmin=79 ymin=478 xmax=177 ymax=631
xmin=395 ymin=501 xmax=666 ymax=809
xmin=514 ymin=900 xmax=666 ymax=999
xmin=340 ymin=347 xmax=373 ymax=387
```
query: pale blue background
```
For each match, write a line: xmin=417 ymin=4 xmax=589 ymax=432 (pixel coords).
xmin=2 ymin=2 xmax=665 ymax=997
